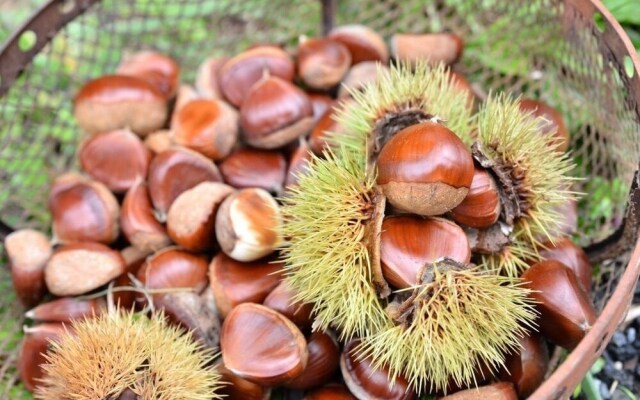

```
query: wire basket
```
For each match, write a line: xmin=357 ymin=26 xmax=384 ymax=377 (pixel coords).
xmin=0 ymin=0 xmax=639 ymax=398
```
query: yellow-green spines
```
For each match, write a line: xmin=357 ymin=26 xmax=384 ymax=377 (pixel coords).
xmin=474 ymin=94 xmax=577 ymax=276
xmin=357 ymin=267 xmax=537 ymax=394
xmin=35 ymin=311 xmax=223 ymax=400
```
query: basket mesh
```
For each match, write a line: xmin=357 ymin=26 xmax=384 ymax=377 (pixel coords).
xmin=0 ymin=0 xmax=638 ymax=397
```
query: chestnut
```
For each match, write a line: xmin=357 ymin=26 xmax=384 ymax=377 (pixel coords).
xmin=337 ymin=62 xmax=389 ymax=99
xmin=144 ymin=130 xmax=174 ymax=154
xmin=297 ymin=37 xmax=351 ymax=90
xmin=449 ymin=72 xmax=476 ymax=111
xmin=147 ymin=147 xmax=223 ymax=220
xmin=166 ymin=182 xmax=234 ymax=251
xmin=328 ymin=25 xmax=389 ymax=64
xmin=73 ymin=75 xmax=167 ymax=136
xmin=538 ymin=238 xmax=591 ymax=293
xmin=305 ymin=384 xmax=356 ymax=400
xmin=6 ymin=229 xmax=51 ymax=307
xmin=439 ymin=382 xmax=517 ymax=399
xmin=340 ymin=339 xmax=416 ymax=400
xmin=215 ymin=188 xmax=281 ymax=262
xmin=263 ymin=280 xmax=313 ymax=330
xmin=209 ymin=253 xmax=283 ymax=318
xmin=380 ymin=216 xmax=470 ymax=289
xmin=240 ymin=75 xmax=313 ymax=149
xmin=449 ymin=164 xmax=501 ymax=229
xmin=116 ymin=50 xmax=180 ymax=99
xmin=195 ymin=56 xmax=227 ymax=99
xmin=49 ymin=173 xmax=119 ymax=245
xmin=521 ymin=260 xmax=597 ymax=349
xmin=25 ymin=297 xmax=105 ymax=323
xmin=309 ymin=104 xmax=347 ymax=155
xmin=171 ymin=99 xmax=239 ymax=160
xmin=169 ymin=84 xmax=200 ymax=128
xmin=308 ymin=93 xmax=334 ymax=124
xmin=219 ymin=148 xmax=287 ymax=193
xmin=121 ymin=180 xmax=171 ymax=252
xmin=390 ymin=33 xmax=464 ymax=67
xmin=221 ymin=303 xmax=308 ymax=386
xmin=518 ymin=99 xmax=569 ymax=152
xmin=18 ymin=323 xmax=67 ymax=392
xmin=137 ymin=247 xmax=209 ymax=296
xmin=216 ymin=361 xmax=271 ymax=400
xmin=78 ymin=129 xmax=152 ymax=193
xmin=286 ymin=331 xmax=340 ymax=390
xmin=285 ymin=138 xmax=313 ymax=189
xmin=44 ymin=242 xmax=125 ymax=296
xmin=499 ymin=333 xmax=549 ymax=398
xmin=376 ymin=121 xmax=475 ymax=216
xmin=219 ymin=46 xmax=295 ymax=107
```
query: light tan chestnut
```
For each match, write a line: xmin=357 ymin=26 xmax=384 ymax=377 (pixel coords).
xmin=297 ymin=37 xmax=351 ymax=90
xmin=240 ymin=75 xmax=314 ymax=149
xmin=450 ymin=165 xmax=501 ymax=229
xmin=45 ymin=243 xmax=125 ymax=296
xmin=73 ymin=75 xmax=167 ymax=136
xmin=6 ymin=229 xmax=52 ymax=307
xmin=219 ymin=148 xmax=287 ymax=193
xmin=137 ymin=247 xmax=209 ymax=295
xmin=328 ymin=25 xmax=389 ymax=64
xmin=341 ymin=339 xmax=416 ymax=400
xmin=172 ymin=99 xmax=239 ymax=160
xmin=147 ymin=147 xmax=223 ymax=220
xmin=18 ymin=323 xmax=68 ymax=393
xmin=440 ymin=382 xmax=517 ymax=400
xmin=210 ymin=253 xmax=283 ymax=318
xmin=25 ymin=297 xmax=106 ymax=323
xmin=338 ymin=62 xmax=390 ymax=99
xmin=216 ymin=188 xmax=282 ymax=262
xmin=390 ymin=33 xmax=464 ymax=67
xmin=48 ymin=174 xmax=119 ymax=245
xmin=144 ymin=130 xmax=174 ymax=154
xmin=216 ymin=361 xmax=271 ymax=400
xmin=121 ymin=180 xmax=171 ymax=252
xmin=219 ymin=46 xmax=295 ymax=107
xmin=116 ymin=51 xmax=180 ymax=99
xmin=195 ymin=57 xmax=227 ymax=99
xmin=263 ymin=280 xmax=314 ymax=329
xmin=286 ymin=331 xmax=340 ymax=390
xmin=221 ymin=303 xmax=308 ymax=386
xmin=78 ymin=129 xmax=152 ymax=193
xmin=377 ymin=122 xmax=474 ymax=216
xmin=166 ymin=182 xmax=234 ymax=252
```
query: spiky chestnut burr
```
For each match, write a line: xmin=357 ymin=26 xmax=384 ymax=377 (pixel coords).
xmin=35 ymin=311 xmax=223 ymax=400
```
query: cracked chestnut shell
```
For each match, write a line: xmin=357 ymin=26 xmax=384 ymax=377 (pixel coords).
xmin=522 ymin=260 xmax=597 ymax=350
xmin=376 ymin=121 xmax=474 ymax=216
xmin=221 ymin=303 xmax=308 ymax=386
xmin=450 ymin=165 xmax=501 ymax=229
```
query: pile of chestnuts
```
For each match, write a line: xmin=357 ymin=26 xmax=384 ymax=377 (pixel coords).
xmin=6 ymin=22 xmax=598 ymax=400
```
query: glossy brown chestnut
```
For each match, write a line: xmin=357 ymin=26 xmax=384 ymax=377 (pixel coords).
xmin=499 ymin=333 xmax=549 ymax=398
xmin=78 ymin=129 xmax=152 ymax=193
xmin=45 ymin=242 xmax=125 ymax=296
xmin=195 ymin=57 xmax=227 ymax=99
xmin=6 ymin=229 xmax=51 ymax=307
xmin=216 ymin=361 xmax=271 ymax=400
xmin=377 ymin=121 xmax=474 ymax=216
xmin=166 ymin=182 xmax=234 ymax=251
xmin=380 ymin=216 xmax=471 ymax=288
xmin=18 ymin=323 xmax=67 ymax=392
xmin=49 ymin=174 xmax=120 ymax=244
xmin=538 ymin=238 xmax=591 ymax=293
xmin=25 ymin=297 xmax=105 ymax=322
xmin=337 ymin=62 xmax=389 ymax=99
xmin=305 ymin=384 xmax=357 ymax=400
xmin=112 ymin=246 xmax=150 ymax=310
xmin=73 ymin=75 xmax=167 ymax=136
xmin=297 ymin=37 xmax=351 ymax=90
xmin=219 ymin=148 xmax=287 ymax=193
xmin=518 ymin=99 xmax=569 ymax=152
xmin=221 ymin=303 xmax=308 ymax=386
xmin=209 ymin=253 xmax=283 ymax=318
xmin=121 ymin=180 xmax=171 ymax=252
xmin=219 ymin=46 xmax=295 ymax=107
xmin=116 ymin=51 xmax=180 ymax=99
xmin=240 ymin=75 xmax=313 ymax=149
xmin=285 ymin=138 xmax=313 ymax=189
xmin=309 ymin=105 xmax=346 ymax=155
xmin=137 ymin=248 xmax=209 ymax=295
xmin=144 ymin=130 xmax=174 ymax=153
xmin=286 ymin=331 xmax=340 ymax=390
xmin=215 ymin=188 xmax=281 ymax=262
xmin=439 ymin=382 xmax=517 ymax=400
xmin=390 ymin=33 xmax=464 ymax=67
xmin=147 ymin=147 xmax=223 ymax=220
xmin=521 ymin=260 xmax=597 ymax=349
xmin=263 ymin=280 xmax=313 ymax=329
xmin=328 ymin=25 xmax=389 ymax=64
xmin=341 ymin=340 xmax=416 ymax=400
xmin=308 ymin=93 xmax=334 ymax=124
xmin=172 ymin=99 xmax=239 ymax=160
xmin=450 ymin=165 xmax=501 ymax=228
